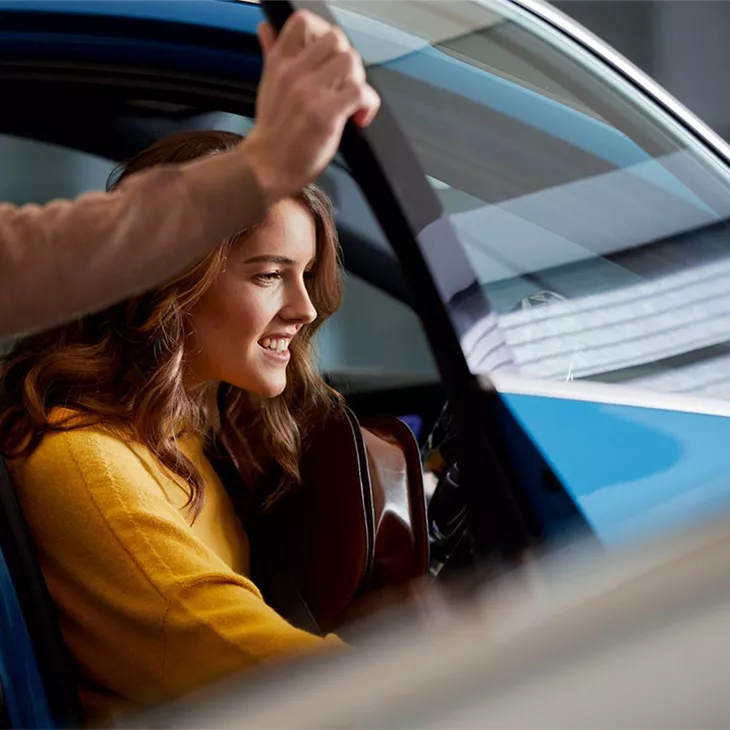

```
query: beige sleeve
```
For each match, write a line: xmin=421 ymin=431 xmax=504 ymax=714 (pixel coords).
xmin=0 ymin=149 xmax=266 ymax=337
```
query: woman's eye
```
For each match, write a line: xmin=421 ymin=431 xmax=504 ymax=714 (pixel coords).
xmin=254 ymin=271 xmax=281 ymax=284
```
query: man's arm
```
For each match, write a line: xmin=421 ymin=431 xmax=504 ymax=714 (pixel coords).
xmin=0 ymin=151 xmax=265 ymax=337
xmin=0 ymin=10 xmax=379 ymax=337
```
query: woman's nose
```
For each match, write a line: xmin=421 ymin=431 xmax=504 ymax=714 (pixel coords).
xmin=283 ymin=280 xmax=317 ymax=324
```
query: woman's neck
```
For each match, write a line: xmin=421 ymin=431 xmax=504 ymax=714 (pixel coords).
xmin=202 ymin=382 xmax=221 ymax=432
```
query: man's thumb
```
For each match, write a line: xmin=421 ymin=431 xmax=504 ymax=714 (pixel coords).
xmin=257 ymin=22 xmax=277 ymax=55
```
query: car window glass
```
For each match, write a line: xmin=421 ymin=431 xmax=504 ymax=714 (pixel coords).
xmin=330 ymin=0 xmax=730 ymax=401
xmin=0 ymin=134 xmax=112 ymax=205
xmin=318 ymin=274 xmax=437 ymax=393
xmin=0 ymin=134 xmax=115 ymax=354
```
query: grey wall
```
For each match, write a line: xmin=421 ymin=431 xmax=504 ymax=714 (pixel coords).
xmin=553 ymin=1 xmax=730 ymax=140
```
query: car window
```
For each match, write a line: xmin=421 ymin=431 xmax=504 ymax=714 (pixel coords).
xmin=318 ymin=274 xmax=437 ymax=393
xmin=0 ymin=134 xmax=115 ymax=353
xmin=330 ymin=0 xmax=730 ymax=401
xmin=314 ymin=153 xmax=438 ymax=392
xmin=0 ymin=134 xmax=113 ymax=205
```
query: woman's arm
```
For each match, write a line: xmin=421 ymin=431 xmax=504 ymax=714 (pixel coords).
xmin=11 ymin=426 xmax=345 ymax=721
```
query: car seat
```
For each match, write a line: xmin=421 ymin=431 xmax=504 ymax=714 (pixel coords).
xmin=0 ymin=457 xmax=83 ymax=728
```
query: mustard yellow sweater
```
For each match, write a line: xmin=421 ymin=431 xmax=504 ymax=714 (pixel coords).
xmin=9 ymin=413 xmax=343 ymax=725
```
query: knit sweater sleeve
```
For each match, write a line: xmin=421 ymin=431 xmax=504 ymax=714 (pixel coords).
xmin=0 ymin=150 xmax=265 ymax=336
xmin=9 ymin=427 xmax=344 ymax=719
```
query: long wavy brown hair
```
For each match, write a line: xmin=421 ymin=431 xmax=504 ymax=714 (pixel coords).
xmin=0 ymin=130 xmax=343 ymax=515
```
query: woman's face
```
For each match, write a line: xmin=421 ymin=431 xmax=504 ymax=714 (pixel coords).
xmin=186 ymin=198 xmax=318 ymax=398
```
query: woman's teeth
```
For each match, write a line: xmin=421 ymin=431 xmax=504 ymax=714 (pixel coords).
xmin=260 ymin=337 xmax=289 ymax=353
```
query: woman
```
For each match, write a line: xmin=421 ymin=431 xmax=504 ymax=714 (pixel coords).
xmin=0 ymin=130 xmax=346 ymax=726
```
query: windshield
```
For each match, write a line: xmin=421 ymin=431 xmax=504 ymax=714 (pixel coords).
xmin=330 ymin=0 xmax=730 ymax=401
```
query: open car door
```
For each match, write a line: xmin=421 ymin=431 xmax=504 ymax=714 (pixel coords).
xmin=260 ymin=0 xmax=586 ymax=573
xmin=267 ymin=0 xmax=730 ymax=562
xmin=130 ymin=1 xmax=730 ymax=724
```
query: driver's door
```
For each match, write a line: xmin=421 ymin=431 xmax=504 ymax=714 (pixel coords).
xmin=285 ymin=0 xmax=730 ymax=555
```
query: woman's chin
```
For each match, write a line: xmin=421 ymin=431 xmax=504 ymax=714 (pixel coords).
xmin=254 ymin=379 xmax=287 ymax=399
xmin=223 ymin=372 xmax=287 ymax=399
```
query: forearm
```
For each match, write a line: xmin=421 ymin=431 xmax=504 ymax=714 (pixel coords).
xmin=0 ymin=149 xmax=265 ymax=336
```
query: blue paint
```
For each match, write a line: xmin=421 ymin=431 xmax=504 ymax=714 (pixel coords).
xmin=0 ymin=0 xmax=263 ymax=80
xmin=398 ymin=415 xmax=423 ymax=441
xmin=502 ymin=391 xmax=730 ymax=546
xmin=0 ymin=0 xmax=260 ymax=33
xmin=0 ymin=549 xmax=54 ymax=728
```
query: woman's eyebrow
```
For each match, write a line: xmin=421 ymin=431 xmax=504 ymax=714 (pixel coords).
xmin=243 ymin=255 xmax=296 ymax=265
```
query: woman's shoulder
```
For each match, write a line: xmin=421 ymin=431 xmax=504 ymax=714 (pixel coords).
xmin=10 ymin=407 xmax=141 ymax=487
xmin=8 ymin=409 xmax=209 ymax=523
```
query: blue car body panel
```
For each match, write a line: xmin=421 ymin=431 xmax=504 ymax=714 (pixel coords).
xmin=0 ymin=0 xmax=252 ymax=27
xmin=0 ymin=0 xmax=263 ymax=79
xmin=0 ymin=550 xmax=53 ymax=728
xmin=503 ymin=392 xmax=730 ymax=547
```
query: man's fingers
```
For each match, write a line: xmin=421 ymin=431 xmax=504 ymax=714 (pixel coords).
xmin=313 ymin=81 xmax=379 ymax=138
xmin=298 ymin=26 xmax=350 ymax=73
xmin=315 ymin=50 xmax=364 ymax=89
xmin=256 ymin=21 xmax=277 ymax=56
xmin=352 ymin=85 xmax=381 ymax=127
xmin=333 ymin=82 xmax=381 ymax=128
xmin=276 ymin=9 xmax=329 ymax=58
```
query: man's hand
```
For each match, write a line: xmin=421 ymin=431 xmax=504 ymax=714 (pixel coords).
xmin=242 ymin=10 xmax=381 ymax=207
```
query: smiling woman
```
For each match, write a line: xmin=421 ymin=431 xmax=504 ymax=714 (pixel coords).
xmin=0 ymin=130 xmax=347 ymax=726
xmin=186 ymin=201 xmax=321 ymax=399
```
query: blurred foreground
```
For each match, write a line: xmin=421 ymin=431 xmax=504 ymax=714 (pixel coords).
xmin=125 ymin=515 xmax=730 ymax=729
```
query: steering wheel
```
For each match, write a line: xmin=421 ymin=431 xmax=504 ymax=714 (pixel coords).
xmin=423 ymin=403 xmax=475 ymax=577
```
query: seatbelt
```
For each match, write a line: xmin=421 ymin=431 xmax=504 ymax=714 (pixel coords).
xmin=205 ymin=438 xmax=323 ymax=636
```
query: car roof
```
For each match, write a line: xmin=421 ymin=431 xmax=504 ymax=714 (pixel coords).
xmin=0 ymin=0 xmax=651 ymax=178
xmin=0 ymin=0 xmax=263 ymax=32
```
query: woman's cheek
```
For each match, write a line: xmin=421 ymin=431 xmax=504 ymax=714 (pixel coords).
xmin=243 ymin=285 xmax=281 ymax=328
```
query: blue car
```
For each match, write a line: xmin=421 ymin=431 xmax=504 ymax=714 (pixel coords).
xmin=3 ymin=0 xmax=730 ymax=725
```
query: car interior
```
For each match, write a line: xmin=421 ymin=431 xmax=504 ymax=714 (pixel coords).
xmin=0 ymin=3 xmax=645 ymax=717
xmin=0 ymin=75 xmax=462 ymax=725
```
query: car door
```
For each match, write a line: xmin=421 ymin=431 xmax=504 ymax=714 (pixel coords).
xmin=276 ymin=0 xmax=730 ymax=553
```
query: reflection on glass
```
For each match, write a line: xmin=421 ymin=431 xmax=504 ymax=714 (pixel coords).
xmin=330 ymin=0 xmax=730 ymax=401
